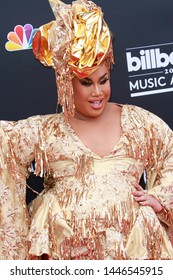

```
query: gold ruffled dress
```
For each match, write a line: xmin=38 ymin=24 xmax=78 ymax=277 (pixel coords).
xmin=0 ymin=104 xmax=173 ymax=259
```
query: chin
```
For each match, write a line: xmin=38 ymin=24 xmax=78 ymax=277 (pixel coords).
xmin=87 ymin=109 xmax=105 ymax=119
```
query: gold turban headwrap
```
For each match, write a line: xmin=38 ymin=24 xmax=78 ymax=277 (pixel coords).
xmin=32 ymin=0 xmax=114 ymax=117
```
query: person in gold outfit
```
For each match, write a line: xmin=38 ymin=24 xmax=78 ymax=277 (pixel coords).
xmin=0 ymin=0 xmax=173 ymax=260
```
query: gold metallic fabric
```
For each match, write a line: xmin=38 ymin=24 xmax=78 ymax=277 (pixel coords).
xmin=0 ymin=105 xmax=173 ymax=259
xmin=32 ymin=0 xmax=114 ymax=117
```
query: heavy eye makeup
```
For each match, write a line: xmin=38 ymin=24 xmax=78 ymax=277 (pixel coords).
xmin=79 ymin=78 xmax=92 ymax=86
xmin=79 ymin=74 xmax=110 ymax=86
xmin=100 ymin=74 xmax=110 ymax=84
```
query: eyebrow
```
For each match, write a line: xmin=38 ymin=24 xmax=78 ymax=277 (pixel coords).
xmin=81 ymin=73 xmax=109 ymax=82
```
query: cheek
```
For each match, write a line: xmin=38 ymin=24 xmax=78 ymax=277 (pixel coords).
xmin=73 ymin=91 xmax=86 ymax=109
xmin=105 ymin=84 xmax=111 ymax=97
xmin=73 ymin=86 xmax=89 ymax=102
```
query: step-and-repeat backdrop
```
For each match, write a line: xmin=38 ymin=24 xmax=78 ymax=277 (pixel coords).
xmin=1 ymin=0 xmax=173 ymax=202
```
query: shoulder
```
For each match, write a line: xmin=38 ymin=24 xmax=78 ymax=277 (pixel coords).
xmin=123 ymin=103 xmax=158 ymax=120
xmin=0 ymin=113 xmax=63 ymax=133
xmin=123 ymin=103 xmax=170 ymax=126
xmin=121 ymin=104 xmax=173 ymax=140
xmin=19 ymin=113 xmax=63 ymax=126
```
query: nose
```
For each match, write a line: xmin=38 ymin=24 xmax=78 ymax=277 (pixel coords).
xmin=91 ymin=84 xmax=102 ymax=97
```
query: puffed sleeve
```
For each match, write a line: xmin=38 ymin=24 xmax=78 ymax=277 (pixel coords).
xmin=0 ymin=115 xmax=49 ymax=259
xmin=144 ymin=112 xmax=173 ymax=232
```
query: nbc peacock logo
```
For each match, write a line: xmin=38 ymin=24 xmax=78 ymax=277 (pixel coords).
xmin=5 ymin=24 xmax=37 ymax=51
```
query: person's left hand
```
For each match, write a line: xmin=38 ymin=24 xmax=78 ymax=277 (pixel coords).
xmin=132 ymin=184 xmax=163 ymax=213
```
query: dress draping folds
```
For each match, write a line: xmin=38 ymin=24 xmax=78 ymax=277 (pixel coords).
xmin=0 ymin=104 xmax=173 ymax=259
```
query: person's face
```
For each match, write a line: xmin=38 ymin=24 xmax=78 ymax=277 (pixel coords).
xmin=72 ymin=63 xmax=111 ymax=119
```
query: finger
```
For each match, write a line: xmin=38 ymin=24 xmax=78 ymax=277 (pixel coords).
xmin=133 ymin=184 xmax=147 ymax=194
xmin=134 ymin=195 xmax=148 ymax=202
xmin=133 ymin=184 xmax=143 ymax=191
xmin=132 ymin=189 xmax=147 ymax=197
xmin=132 ymin=191 xmax=143 ymax=197
xmin=139 ymin=198 xmax=154 ymax=206
xmin=137 ymin=196 xmax=154 ymax=205
xmin=139 ymin=201 xmax=150 ymax=206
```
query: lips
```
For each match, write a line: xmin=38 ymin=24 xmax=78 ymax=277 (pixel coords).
xmin=89 ymin=100 xmax=103 ymax=109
